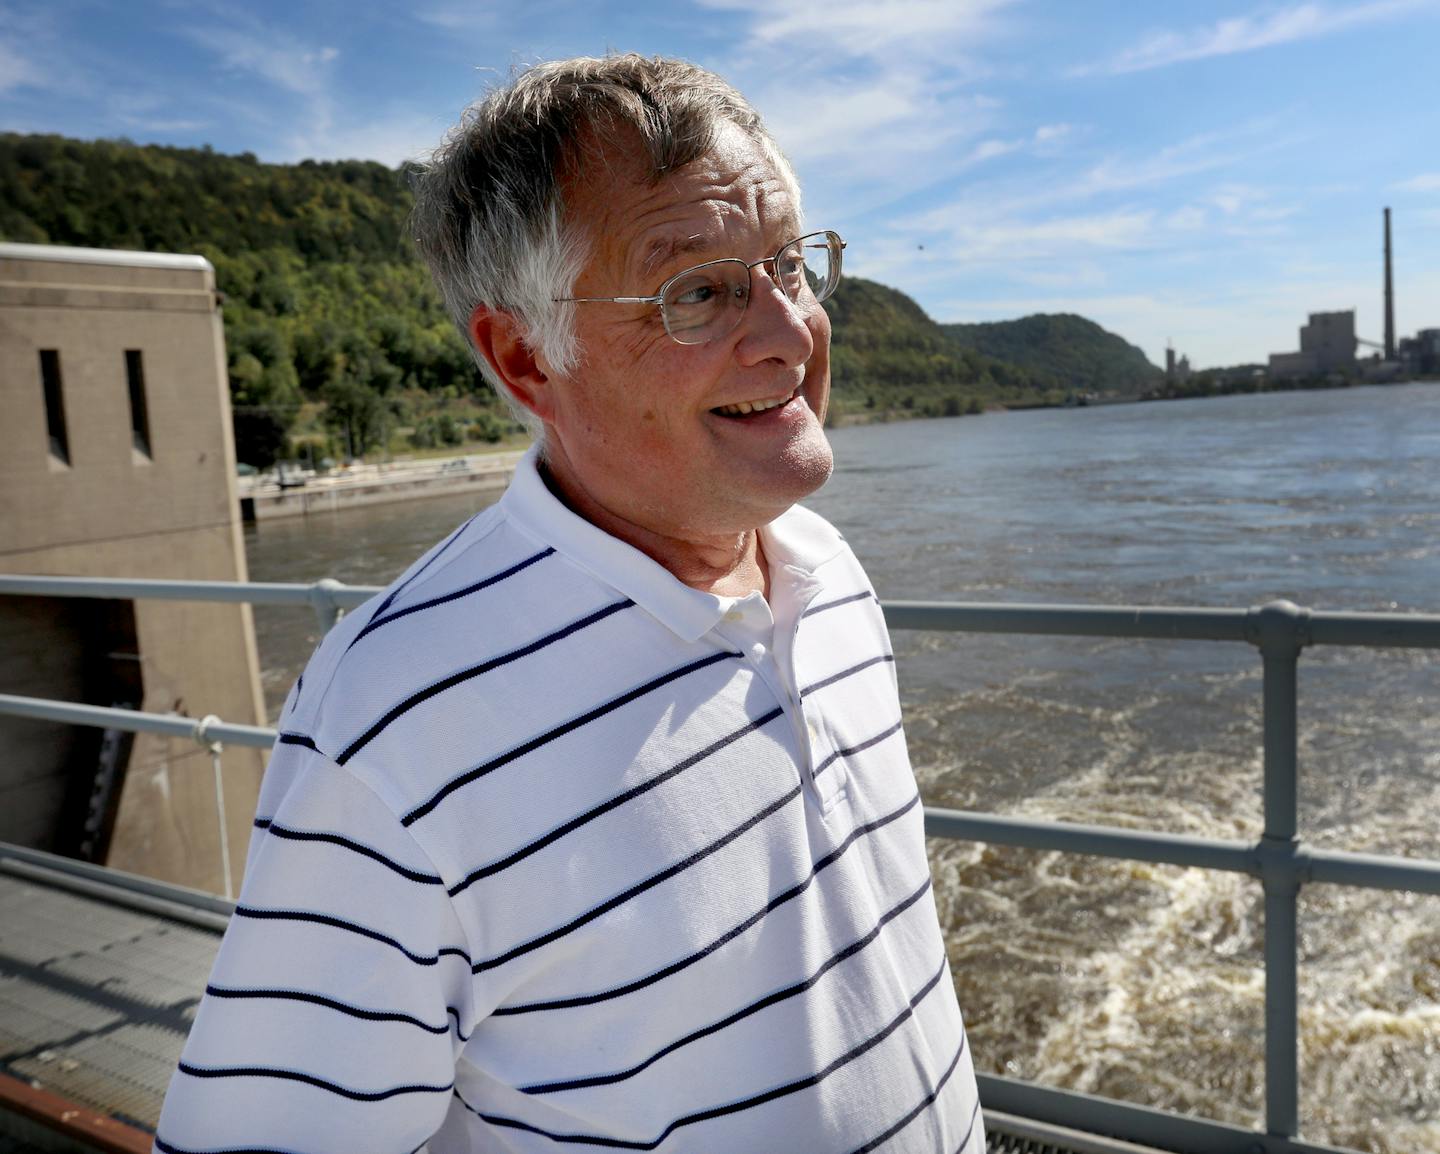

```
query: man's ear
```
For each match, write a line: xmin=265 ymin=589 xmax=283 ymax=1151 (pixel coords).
xmin=468 ymin=305 xmax=556 ymax=422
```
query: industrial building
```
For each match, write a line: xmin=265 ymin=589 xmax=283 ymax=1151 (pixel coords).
xmin=1398 ymin=328 xmax=1440 ymax=376
xmin=1268 ymin=309 xmax=1358 ymax=380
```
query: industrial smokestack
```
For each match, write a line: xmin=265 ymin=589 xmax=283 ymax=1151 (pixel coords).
xmin=1384 ymin=207 xmax=1395 ymax=361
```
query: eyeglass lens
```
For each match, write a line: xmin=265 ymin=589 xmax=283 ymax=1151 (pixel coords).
xmin=662 ymin=231 xmax=842 ymax=345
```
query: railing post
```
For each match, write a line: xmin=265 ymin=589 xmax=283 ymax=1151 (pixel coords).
xmin=307 ymin=577 xmax=346 ymax=633
xmin=1248 ymin=599 xmax=1310 ymax=1142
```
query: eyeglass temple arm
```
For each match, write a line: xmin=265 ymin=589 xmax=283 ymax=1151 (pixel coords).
xmin=555 ymin=295 xmax=662 ymax=304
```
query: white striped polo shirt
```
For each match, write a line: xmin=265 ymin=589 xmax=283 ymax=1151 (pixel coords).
xmin=155 ymin=447 xmax=983 ymax=1154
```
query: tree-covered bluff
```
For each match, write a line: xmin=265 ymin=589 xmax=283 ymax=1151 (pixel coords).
xmin=2 ymin=133 xmax=1159 ymax=465
xmin=943 ymin=313 xmax=1162 ymax=396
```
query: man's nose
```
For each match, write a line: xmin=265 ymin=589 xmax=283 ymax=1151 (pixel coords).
xmin=736 ymin=264 xmax=814 ymax=367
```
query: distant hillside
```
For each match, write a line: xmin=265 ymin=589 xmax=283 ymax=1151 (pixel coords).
xmin=2 ymin=132 xmax=1159 ymax=464
xmin=943 ymin=313 xmax=1161 ymax=395
xmin=1 ymin=133 xmax=492 ymax=466
xmin=824 ymin=277 xmax=1057 ymax=418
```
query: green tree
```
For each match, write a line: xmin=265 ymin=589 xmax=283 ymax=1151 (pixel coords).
xmin=321 ymin=377 xmax=385 ymax=458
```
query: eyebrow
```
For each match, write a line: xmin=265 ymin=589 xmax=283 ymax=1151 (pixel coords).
xmin=636 ymin=219 xmax=807 ymax=282
xmin=639 ymin=233 xmax=711 ymax=278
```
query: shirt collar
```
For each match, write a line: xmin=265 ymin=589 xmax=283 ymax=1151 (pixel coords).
xmin=501 ymin=445 xmax=848 ymax=643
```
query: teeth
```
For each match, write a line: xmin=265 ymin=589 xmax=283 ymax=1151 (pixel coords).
xmin=717 ymin=390 xmax=795 ymax=417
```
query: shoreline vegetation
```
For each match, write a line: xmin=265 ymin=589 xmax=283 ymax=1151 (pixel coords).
xmin=3 ymin=133 xmax=1432 ymax=471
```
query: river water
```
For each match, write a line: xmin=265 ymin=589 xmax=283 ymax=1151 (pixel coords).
xmin=244 ymin=383 xmax=1440 ymax=1153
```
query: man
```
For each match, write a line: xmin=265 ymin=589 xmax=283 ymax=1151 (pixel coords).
xmin=157 ymin=54 xmax=983 ymax=1153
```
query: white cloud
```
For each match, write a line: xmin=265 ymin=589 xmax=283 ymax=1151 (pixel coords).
xmin=968 ymin=137 xmax=1025 ymax=163
xmin=413 ymin=3 xmax=527 ymax=34
xmin=703 ymin=0 xmax=1017 ymax=67
xmin=1071 ymin=124 xmax=1276 ymax=198
xmin=698 ymin=0 xmax=1020 ymax=215
xmin=183 ymin=20 xmax=339 ymax=96
xmin=961 ymin=210 xmax=1158 ymax=256
xmin=762 ymin=70 xmax=962 ymax=166
xmin=1073 ymin=0 xmax=1426 ymax=76
xmin=879 ymin=207 xmax=1160 ymax=277
xmin=1166 ymin=205 xmax=1209 ymax=231
xmin=0 ymin=38 xmax=40 ymax=93
xmin=1034 ymin=123 xmax=1071 ymax=143
xmin=1392 ymin=172 xmax=1440 ymax=192
xmin=908 ymin=119 xmax=1281 ymax=239
xmin=751 ymin=71 xmax=1000 ymax=224
xmin=282 ymin=109 xmax=449 ymax=167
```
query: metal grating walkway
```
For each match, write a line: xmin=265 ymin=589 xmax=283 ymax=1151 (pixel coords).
xmin=0 ymin=861 xmax=223 ymax=1150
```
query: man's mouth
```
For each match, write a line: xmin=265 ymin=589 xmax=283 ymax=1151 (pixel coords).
xmin=713 ymin=386 xmax=801 ymax=418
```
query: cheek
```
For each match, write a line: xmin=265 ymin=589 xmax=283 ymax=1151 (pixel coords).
xmin=808 ymin=305 xmax=832 ymax=353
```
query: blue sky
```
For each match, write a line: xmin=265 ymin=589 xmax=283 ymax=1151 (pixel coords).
xmin=3 ymin=0 xmax=1438 ymax=369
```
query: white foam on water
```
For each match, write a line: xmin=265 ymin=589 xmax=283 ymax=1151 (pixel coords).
xmin=920 ymin=675 xmax=1440 ymax=1149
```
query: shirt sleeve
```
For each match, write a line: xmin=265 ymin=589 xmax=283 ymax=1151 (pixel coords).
xmin=153 ymin=738 xmax=475 ymax=1154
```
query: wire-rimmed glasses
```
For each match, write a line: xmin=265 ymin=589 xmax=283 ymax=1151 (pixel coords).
xmin=555 ymin=230 xmax=845 ymax=346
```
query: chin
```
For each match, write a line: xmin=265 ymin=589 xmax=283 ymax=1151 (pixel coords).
xmin=777 ymin=434 xmax=836 ymax=503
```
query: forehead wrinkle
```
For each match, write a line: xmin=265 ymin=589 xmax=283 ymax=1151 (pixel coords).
xmin=641 ymin=233 xmax=710 ymax=278
xmin=578 ymin=126 xmax=800 ymax=294
xmin=628 ymin=181 xmax=796 ymax=284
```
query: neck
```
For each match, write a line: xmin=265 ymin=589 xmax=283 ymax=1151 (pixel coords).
xmin=538 ymin=459 xmax=770 ymax=599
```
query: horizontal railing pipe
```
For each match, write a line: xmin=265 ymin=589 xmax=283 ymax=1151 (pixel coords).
xmin=4 ymin=693 xmax=1439 ymax=899
xmin=923 ymin=808 xmax=1257 ymax=874
xmin=1305 ymin=846 xmax=1440 ymax=895
xmin=0 ymin=693 xmax=277 ymax=749
xmin=0 ymin=573 xmax=382 ymax=611
xmin=1304 ymin=610 xmax=1440 ymax=649
xmin=883 ymin=601 xmax=1252 ymax=642
xmin=5 ymin=575 xmax=1437 ymax=650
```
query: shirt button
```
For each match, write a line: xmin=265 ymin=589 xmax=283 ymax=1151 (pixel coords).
xmin=807 ymin=720 xmax=820 ymax=740
xmin=724 ymin=610 xmax=743 ymax=622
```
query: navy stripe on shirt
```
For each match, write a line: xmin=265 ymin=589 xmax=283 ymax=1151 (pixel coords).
xmin=801 ymin=590 xmax=877 ymax=618
xmin=251 ymin=820 xmax=443 ymax=885
xmin=348 ymin=546 xmax=555 ymax=649
xmin=404 ymin=649 xmax=740 ymax=828
xmin=520 ymin=874 xmax=934 ymax=1094
xmin=798 ymin=652 xmax=895 ymax=698
xmin=470 ymin=781 xmax=803 ymax=975
xmin=349 ymin=509 xmax=483 ymax=636
xmin=230 ymin=905 xmax=471 ymax=968
xmin=448 ymin=705 xmax=785 ymax=896
xmin=154 ymin=1137 xmax=304 ymax=1154
xmin=204 ymin=984 xmax=461 ymax=1037
xmin=463 ymin=953 xmax=951 ymax=1148
xmin=491 ymin=791 xmax=921 ymax=1016
xmin=813 ymin=718 xmax=905 ymax=780
xmin=846 ymin=1035 xmax=976 ymax=1154
xmin=336 ymin=598 xmax=634 ymax=766
xmin=176 ymin=1060 xmax=453 ymax=1103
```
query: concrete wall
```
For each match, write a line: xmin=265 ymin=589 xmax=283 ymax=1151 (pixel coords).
xmin=0 ymin=243 xmax=266 ymax=895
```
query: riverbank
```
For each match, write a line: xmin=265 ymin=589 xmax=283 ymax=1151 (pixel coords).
xmin=238 ymin=448 xmax=525 ymax=520
xmin=241 ymin=376 xmax=1440 ymax=519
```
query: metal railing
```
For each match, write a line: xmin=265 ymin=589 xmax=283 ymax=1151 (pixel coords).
xmin=2 ymin=573 xmax=1438 ymax=1154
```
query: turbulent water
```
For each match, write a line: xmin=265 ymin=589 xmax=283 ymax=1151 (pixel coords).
xmin=245 ymin=383 xmax=1440 ymax=1152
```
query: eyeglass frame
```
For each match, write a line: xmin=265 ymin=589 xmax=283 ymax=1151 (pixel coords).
xmin=553 ymin=230 xmax=846 ymax=346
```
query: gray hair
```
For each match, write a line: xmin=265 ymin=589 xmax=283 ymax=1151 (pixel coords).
xmin=408 ymin=54 xmax=800 ymax=428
